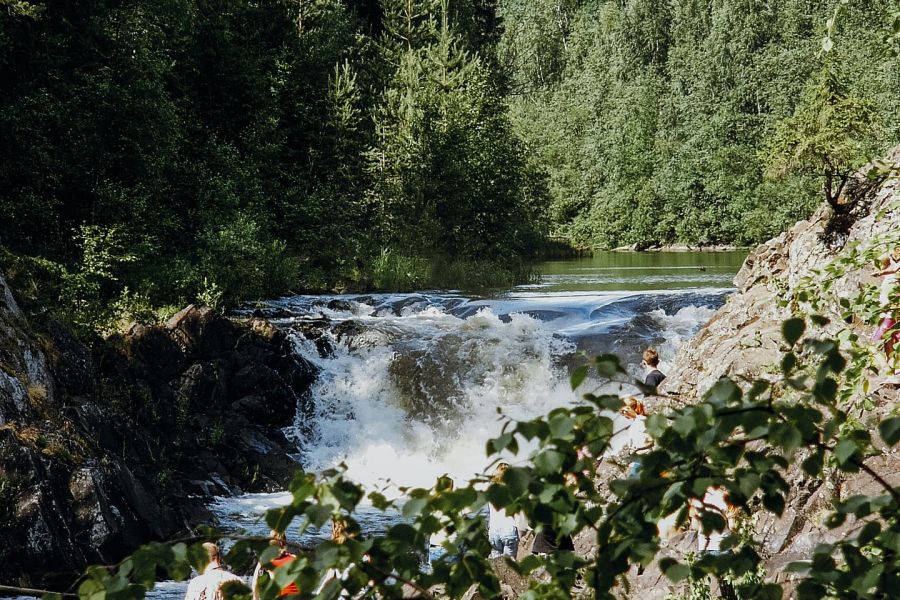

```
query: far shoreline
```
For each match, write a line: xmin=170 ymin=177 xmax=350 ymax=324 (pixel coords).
xmin=610 ymin=243 xmax=751 ymax=253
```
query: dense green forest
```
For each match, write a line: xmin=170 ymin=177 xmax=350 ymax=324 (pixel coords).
xmin=0 ymin=0 xmax=547 ymax=330
xmin=500 ymin=0 xmax=900 ymax=247
xmin=0 ymin=0 xmax=898 ymax=329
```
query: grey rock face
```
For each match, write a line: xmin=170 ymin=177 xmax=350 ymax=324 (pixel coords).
xmin=617 ymin=148 xmax=900 ymax=598
xmin=0 ymin=282 xmax=317 ymax=588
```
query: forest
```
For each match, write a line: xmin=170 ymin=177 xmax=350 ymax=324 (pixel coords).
xmin=1 ymin=0 xmax=898 ymax=329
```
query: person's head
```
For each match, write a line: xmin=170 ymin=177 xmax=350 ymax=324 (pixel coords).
xmin=269 ymin=530 xmax=288 ymax=550
xmin=331 ymin=518 xmax=353 ymax=544
xmin=621 ymin=396 xmax=646 ymax=419
xmin=202 ymin=542 xmax=222 ymax=566
xmin=879 ymin=248 xmax=900 ymax=268
xmin=492 ymin=462 xmax=510 ymax=483
xmin=642 ymin=348 xmax=660 ymax=369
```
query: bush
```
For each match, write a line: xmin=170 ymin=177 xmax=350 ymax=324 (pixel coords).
xmin=197 ymin=214 xmax=300 ymax=306
xmin=366 ymin=248 xmax=535 ymax=292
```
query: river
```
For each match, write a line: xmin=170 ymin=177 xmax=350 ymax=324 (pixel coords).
xmin=60 ymin=251 xmax=750 ymax=600
xmin=210 ymin=251 xmax=744 ymax=539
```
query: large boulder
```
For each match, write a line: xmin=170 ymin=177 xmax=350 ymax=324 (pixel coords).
xmin=618 ymin=148 xmax=900 ymax=597
xmin=0 ymin=275 xmax=318 ymax=588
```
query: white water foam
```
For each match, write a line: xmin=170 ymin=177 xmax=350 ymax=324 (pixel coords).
xmin=270 ymin=294 xmax=721 ymax=491
xmin=649 ymin=304 xmax=718 ymax=375
xmin=210 ymin=290 xmax=726 ymax=532
xmin=288 ymin=307 xmax=577 ymax=492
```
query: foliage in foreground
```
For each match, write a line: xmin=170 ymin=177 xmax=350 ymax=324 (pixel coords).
xmin=33 ymin=222 xmax=900 ymax=600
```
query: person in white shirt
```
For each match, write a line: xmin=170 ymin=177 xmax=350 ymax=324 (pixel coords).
xmin=316 ymin=518 xmax=373 ymax=596
xmin=691 ymin=486 xmax=738 ymax=600
xmin=488 ymin=463 xmax=519 ymax=558
xmin=620 ymin=397 xmax=650 ymax=477
xmin=184 ymin=543 xmax=243 ymax=600
xmin=691 ymin=487 xmax=731 ymax=553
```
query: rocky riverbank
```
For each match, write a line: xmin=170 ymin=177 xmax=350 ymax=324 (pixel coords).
xmin=616 ymin=147 xmax=900 ymax=598
xmin=0 ymin=279 xmax=315 ymax=588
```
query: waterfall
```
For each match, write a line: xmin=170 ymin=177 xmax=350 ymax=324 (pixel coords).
xmin=242 ymin=289 xmax=724 ymax=491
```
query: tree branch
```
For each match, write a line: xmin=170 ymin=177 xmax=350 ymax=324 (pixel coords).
xmin=851 ymin=456 xmax=900 ymax=505
xmin=0 ymin=584 xmax=77 ymax=598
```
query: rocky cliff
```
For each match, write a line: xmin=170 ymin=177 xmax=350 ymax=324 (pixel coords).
xmin=0 ymin=278 xmax=315 ymax=588
xmin=618 ymin=148 xmax=900 ymax=598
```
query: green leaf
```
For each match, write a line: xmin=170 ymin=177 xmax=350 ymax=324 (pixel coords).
xmin=672 ymin=414 xmax=695 ymax=436
xmin=801 ymin=448 xmax=825 ymax=477
xmin=402 ymin=496 xmax=427 ymax=518
xmin=517 ymin=554 xmax=542 ymax=575
xmin=488 ymin=432 xmax=513 ymax=455
xmin=707 ymin=378 xmax=741 ymax=404
xmin=548 ymin=412 xmax=575 ymax=438
xmin=857 ymin=521 xmax=881 ymax=545
xmin=516 ymin=421 xmax=543 ymax=440
xmin=784 ymin=560 xmax=812 ymax=573
xmin=503 ymin=467 xmax=532 ymax=497
xmin=782 ymin=318 xmax=805 ymax=346
xmin=810 ymin=314 xmax=830 ymax=326
xmin=738 ymin=473 xmax=761 ymax=499
xmin=771 ymin=423 xmax=803 ymax=453
xmin=305 ymin=504 xmax=332 ymax=528
xmin=834 ymin=438 xmax=858 ymax=466
xmin=781 ymin=352 xmax=797 ymax=374
xmin=646 ymin=413 xmax=668 ymax=438
xmin=762 ymin=492 xmax=785 ymax=516
xmin=533 ymin=449 xmax=565 ymax=474
xmin=368 ymin=491 xmax=393 ymax=510
xmin=663 ymin=561 xmax=690 ymax=583
xmin=265 ymin=506 xmax=298 ymax=533
xmin=595 ymin=354 xmax=625 ymax=378
xmin=879 ymin=416 xmax=900 ymax=446
xmin=570 ymin=365 xmax=588 ymax=391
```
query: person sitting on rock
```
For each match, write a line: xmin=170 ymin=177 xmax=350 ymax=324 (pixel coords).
xmin=642 ymin=348 xmax=666 ymax=388
xmin=252 ymin=531 xmax=300 ymax=600
xmin=620 ymin=396 xmax=651 ymax=477
xmin=488 ymin=463 xmax=520 ymax=558
xmin=690 ymin=486 xmax=739 ymax=600
xmin=184 ymin=542 xmax=243 ymax=600
xmin=316 ymin=518 xmax=368 ymax=596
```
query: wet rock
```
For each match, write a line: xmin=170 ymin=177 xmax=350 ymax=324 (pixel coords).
xmin=332 ymin=319 xmax=392 ymax=350
xmin=291 ymin=319 xmax=335 ymax=358
xmin=175 ymin=361 xmax=226 ymax=416
xmin=124 ymin=324 xmax=186 ymax=381
xmin=230 ymin=364 xmax=295 ymax=425
xmin=167 ymin=304 xmax=238 ymax=358
xmin=326 ymin=299 xmax=356 ymax=312
xmin=42 ymin=315 xmax=96 ymax=399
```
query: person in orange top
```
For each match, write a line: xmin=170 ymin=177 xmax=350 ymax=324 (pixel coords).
xmin=252 ymin=530 xmax=299 ymax=600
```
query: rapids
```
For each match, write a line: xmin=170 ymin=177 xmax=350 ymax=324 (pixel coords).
xmin=211 ymin=252 xmax=745 ymax=540
xmin=101 ymin=252 xmax=744 ymax=600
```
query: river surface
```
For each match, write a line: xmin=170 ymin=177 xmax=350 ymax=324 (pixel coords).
xmin=15 ymin=251 xmax=747 ymax=600
xmin=211 ymin=251 xmax=745 ymax=539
